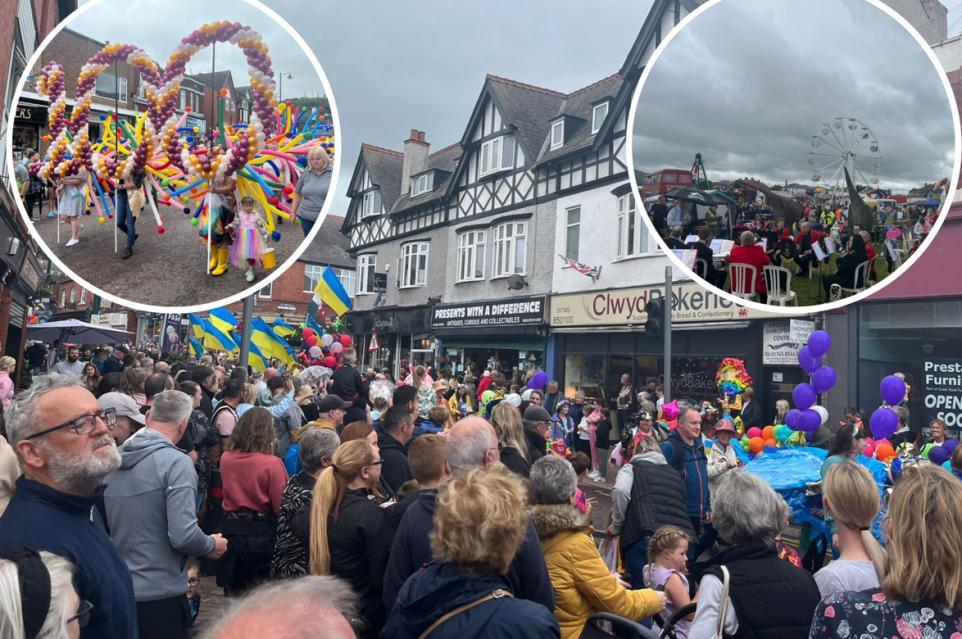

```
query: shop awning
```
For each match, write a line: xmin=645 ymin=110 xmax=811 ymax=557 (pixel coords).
xmin=438 ymin=339 xmax=545 ymax=352
xmin=867 ymin=206 xmax=962 ymax=302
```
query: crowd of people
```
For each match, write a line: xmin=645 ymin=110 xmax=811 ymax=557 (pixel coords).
xmin=0 ymin=342 xmax=960 ymax=639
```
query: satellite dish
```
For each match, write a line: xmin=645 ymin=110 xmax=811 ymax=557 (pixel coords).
xmin=506 ymin=274 xmax=527 ymax=290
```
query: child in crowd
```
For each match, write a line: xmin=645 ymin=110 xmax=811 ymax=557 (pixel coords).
xmin=413 ymin=405 xmax=448 ymax=439
xmin=186 ymin=559 xmax=202 ymax=627
xmin=644 ymin=525 xmax=694 ymax=639
xmin=228 ymin=195 xmax=269 ymax=283
xmin=565 ymin=452 xmax=593 ymax=515
xmin=370 ymin=395 xmax=389 ymax=423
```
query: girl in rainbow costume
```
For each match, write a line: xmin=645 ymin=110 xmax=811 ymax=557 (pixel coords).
xmin=227 ymin=195 xmax=269 ymax=283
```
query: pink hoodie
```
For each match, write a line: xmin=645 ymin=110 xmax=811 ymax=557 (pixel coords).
xmin=0 ymin=371 xmax=13 ymax=408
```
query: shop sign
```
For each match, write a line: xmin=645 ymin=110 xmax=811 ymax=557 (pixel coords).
xmin=373 ymin=313 xmax=397 ymax=332
xmin=763 ymin=322 xmax=804 ymax=366
xmin=922 ymin=359 xmax=962 ymax=429
xmin=14 ymin=105 xmax=47 ymax=125
xmin=432 ymin=296 xmax=546 ymax=329
xmin=161 ymin=314 xmax=182 ymax=354
xmin=789 ymin=319 xmax=815 ymax=344
xmin=549 ymin=283 xmax=782 ymax=328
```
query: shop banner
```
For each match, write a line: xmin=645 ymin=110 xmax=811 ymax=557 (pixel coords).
xmin=432 ymin=296 xmax=546 ymax=329
xmin=922 ymin=359 xmax=962 ymax=430
xmin=789 ymin=319 xmax=815 ymax=344
xmin=549 ymin=283 xmax=783 ymax=328
xmin=763 ymin=322 xmax=804 ymax=366
xmin=161 ymin=314 xmax=183 ymax=354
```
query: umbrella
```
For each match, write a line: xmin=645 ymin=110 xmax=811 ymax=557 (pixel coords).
xmin=299 ymin=365 xmax=333 ymax=387
xmin=664 ymin=187 xmax=727 ymax=206
xmin=27 ymin=319 xmax=132 ymax=345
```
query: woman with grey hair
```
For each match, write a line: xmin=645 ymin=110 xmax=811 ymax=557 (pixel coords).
xmin=529 ymin=455 xmax=665 ymax=638
xmin=689 ymin=471 xmax=819 ymax=639
xmin=271 ymin=428 xmax=340 ymax=579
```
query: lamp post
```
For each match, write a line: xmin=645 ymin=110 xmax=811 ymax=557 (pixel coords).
xmin=279 ymin=72 xmax=294 ymax=102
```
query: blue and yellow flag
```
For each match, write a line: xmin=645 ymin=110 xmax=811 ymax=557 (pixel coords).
xmin=189 ymin=336 xmax=205 ymax=358
xmin=188 ymin=314 xmax=206 ymax=341
xmin=201 ymin=319 xmax=238 ymax=354
xmin=313 ymin=266 xmax=353 ymax=317
xmin=208 ymin=307 xmax=238 ymax=336
xmin=246 ymin=340 xmax=269 ymax=372
xmin=305 ymin=304 xmax=325 ymax=335
xmin=272 ymin=318 xmax=296 ymax=338
xmin=251 ymin=316 xmax=293 ymax=365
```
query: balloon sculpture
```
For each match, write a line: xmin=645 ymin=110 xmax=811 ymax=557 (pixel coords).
xmin=716 ymin=358 xmax=752 ymax=416
xmin=32 ymin=21 xmax=334 ymax=255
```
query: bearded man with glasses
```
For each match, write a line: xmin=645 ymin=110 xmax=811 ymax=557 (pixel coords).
xmin=0 ymin=373 xmax=138 ymax=639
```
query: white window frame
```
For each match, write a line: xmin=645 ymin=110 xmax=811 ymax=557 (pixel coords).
xmin=550 ymin=120 xmax=564 ymax=150
xmin=411 ymin=173 xmax=432 ymax=196
xmin=399 ymin=242 xmax=429 ymax=289
xmin=457 ymin=230 xmax=486 ymax=283
xmin=60 ymin=290 xmax=65 ymax=308
xmin=94 ymin=73 xmax=127 ymax=103
xmin=69 ymin=288 xmax=76 ymax=305
xmin=361 ymin=189 xmax=381 ymax=219
xmin=616 ymin=194 xmax=648 ymax=259
xmin=303 ymin=264 xmax=324 ymax=293
xmin=479 ymin=135 xmax=514 ymax=177
xmin=333 ymin=268 xmax=356 ymax=298
xmin=357 ymin=254 xmax=377 ymax=295
xmin=591 ymin=102 xmax=609 ymax=135
xmin=565 ymin=206 xmax=580 ymax=261
xmin=492 ymin=221 xmax=527 ymax=278
xmin=258 ymin=282 xmax=272 ymax=299
xmin=80 ymin=288 xmax=87 ymax=305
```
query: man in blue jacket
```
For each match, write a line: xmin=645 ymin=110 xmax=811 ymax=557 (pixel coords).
xmin=382 ymin=416 xmax=554 ymax=613
xmin=105 ymin=390 xmax=228 ymax=639
xmin=0 ymin=373 xmax=138 ymax=638
xmin=662 ymin=402 xmax=713 ymax=561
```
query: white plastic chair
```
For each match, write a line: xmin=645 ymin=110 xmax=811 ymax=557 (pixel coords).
xmin=728 ymin=263 xmax=759 ymax=301
xmin=763 ymin=265 xmax=796 ymax=306
xmin=836 ymin=260 xmax=871 ymax=299
xmin=867 ymin=254 xmax=885 ymax=285
xmin=694 ymin=258 xmax=709 ymax=280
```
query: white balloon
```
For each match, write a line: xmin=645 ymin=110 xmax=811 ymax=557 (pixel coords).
xmin=812 ymin=405 xmax=829 ymax=426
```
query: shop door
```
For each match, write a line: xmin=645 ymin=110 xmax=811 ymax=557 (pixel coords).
xmin=607 ymin=355 xmax=634 ymax=411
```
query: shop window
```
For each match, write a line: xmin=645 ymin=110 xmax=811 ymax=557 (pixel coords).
xmin=564 ymin=354 xmax=607 ymax=402
xmin=457 ymin=230 xmax=485 ymax=282
xmin=565 ymin=206 xmax=580 ymax=261
xmin=400 ymin=242 xmax=428 ymax=288
xmin=357 ymin=254 xmax=376 ymax=294
xmin=493 ymin=221 xmax=526 ymax=277
xmin=616 ymin=193 xmax=648 ymax=258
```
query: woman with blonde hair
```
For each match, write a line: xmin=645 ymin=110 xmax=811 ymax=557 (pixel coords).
xmin=300 ymin=439 xmax=391 ymax=638
xmin=813 ymin=460 xmax=884 ymax=596
xmin=0 ymin=549 xmax=86 ymax=639
xmin=0 ymin=356 xmax=15 ymax=409
xmin=811 ymin=464 xmax=962 ymax=636
xmin=383 ymin=466 xmax=560 ymax=638
xmin=773 ymin=398 xmax=790 ymax=426
xmin=491 ymin=401 xmax=530 ymax=477
xmin=290 ymin=145 xmax=331 ymax=237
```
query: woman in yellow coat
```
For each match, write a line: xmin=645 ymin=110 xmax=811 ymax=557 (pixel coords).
xmin=530 ymin=455 xmax=665 ymax=639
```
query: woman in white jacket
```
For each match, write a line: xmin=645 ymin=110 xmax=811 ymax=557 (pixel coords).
xmin=707 ymin=419 xmax=739 ymax=497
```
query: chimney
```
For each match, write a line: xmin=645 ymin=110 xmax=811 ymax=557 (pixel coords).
xmin=400 ymin=129 xmax=430 ymax=194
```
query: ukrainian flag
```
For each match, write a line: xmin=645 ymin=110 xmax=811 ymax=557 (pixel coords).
xmin=188 ymin=314 xmax=206 ymax=340
xmin=251 ymin=317 xmax=293 ymax=365
xmin=313 ymin=266 xmax=353 ymax=317
xmin=208 ymin=307 xmax=238 ymax=336
xmin=272 ymin=318 xmax=296 ymax=338
xmin=247 ymin=340 xmax=269 ymax=372
xmin=202 ymin=319 xmax=238 ymax=354
xmin=305 ymin=309 xmax=325 ymax=335
xmin=189 ymin=336 xmax=205 ymax=358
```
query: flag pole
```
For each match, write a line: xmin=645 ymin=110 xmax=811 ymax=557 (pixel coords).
xmin=113 ymin=58 xmax=119 ymax=254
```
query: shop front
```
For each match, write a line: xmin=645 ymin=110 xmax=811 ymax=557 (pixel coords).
xmin=12 ymin=99 xmax=48 ymax=158
xmin=549 ymin=282 xmax=806 ymax=419
xmin=431 ymin=295 xmax=548 ymax=382
xmin=350 ymin=305 xmax=432 ymax=380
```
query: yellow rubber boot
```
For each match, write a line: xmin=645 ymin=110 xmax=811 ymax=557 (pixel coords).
xmin=208 ymin=248 xmax=218 ymax=271
xmin=211 ymin=247 xmax=229 ymax=276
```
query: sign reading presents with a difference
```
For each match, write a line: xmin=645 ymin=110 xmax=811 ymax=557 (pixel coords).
xmin=549 ymin=283 xmax=781 ymax=327
xmin=432 ymin=296 xmax=546 ymax=329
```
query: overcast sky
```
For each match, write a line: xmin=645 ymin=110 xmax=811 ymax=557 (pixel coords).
xmin=632 ymin=0 xmax=956 ymax=193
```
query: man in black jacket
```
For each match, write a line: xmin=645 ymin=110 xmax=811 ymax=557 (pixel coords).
xmin=688 ymin=228 xmax=726 ymax=288
xmin=739 ymin=387 xmax=764 ymax=431
xmin=330 ymin=348 xmax=368 ymax=425
xmin=377 ymin=406 xmax=414 ymax=494
xmin=102 ymin=345 xmax=129 ymax=375
xmin=522 ymin=404 xmax=551 ymax=462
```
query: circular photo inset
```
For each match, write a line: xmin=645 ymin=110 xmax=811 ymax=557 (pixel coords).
xmin=8 ymin=0 xmax=339 ymax=311
xmin=628 ymin=0 xmax=959 ymax=312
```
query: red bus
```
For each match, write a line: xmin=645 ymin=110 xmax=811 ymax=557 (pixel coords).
xmin=639 ymin=168 xmax=693 ymax=197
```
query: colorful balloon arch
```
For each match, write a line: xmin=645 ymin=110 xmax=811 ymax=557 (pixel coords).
xmin=31 ymin=20 xmax=334 ymax=238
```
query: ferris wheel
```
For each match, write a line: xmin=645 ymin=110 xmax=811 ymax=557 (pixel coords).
xmin=808 ymin=117 xmax=881 ymax=196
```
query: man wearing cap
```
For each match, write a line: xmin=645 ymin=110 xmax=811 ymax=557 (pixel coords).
xmin=105 ymin=390 xmax=227 ymax=639
xmin=523 ymin=404 xmax=552 ymax=463
xmin=102 ymin=345 xmax=128 ymax=375
xmin=706 ymin=419 xmax=739 ymax=496
xmin=99 ymin=392 xmax=146 ymax=446
xmin=313 ymin=394 xmax=351 ymax=432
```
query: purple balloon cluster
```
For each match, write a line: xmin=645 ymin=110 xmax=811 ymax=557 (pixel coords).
xmin=788 ymin=330 xmax=836 ymax=433
xmin=868 ymin=375 xmax=907 ymax=440
xmin=929 ymin=438 xmax=959 ymax=465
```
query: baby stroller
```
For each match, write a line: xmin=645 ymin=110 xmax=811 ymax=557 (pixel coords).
xmin=581 ymin=603 xmax=697 ymax=639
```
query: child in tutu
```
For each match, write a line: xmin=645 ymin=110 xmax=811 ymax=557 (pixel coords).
xmin=227 ymin=195 xmax=269 ymax=282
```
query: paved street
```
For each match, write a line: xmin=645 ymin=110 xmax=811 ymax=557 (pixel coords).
xmin=29 ymin=200 xmax=305 ymax=307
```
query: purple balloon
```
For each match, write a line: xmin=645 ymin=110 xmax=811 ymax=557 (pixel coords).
xmin=792 ymin=383 xmax=817 ymax=411
xmin=944 ymin=438 xmax=959 ymax=454
xmin=796 ymin=409 xmax=821 ymax=432
xmin=785 ymin=408 xmax=800 ymax=429
xmin=870 ymin=408 xmax=899 ymax=440
xmin=797 ymin=345 xmax=820 ymax=374
xmin=811 ymin=366 xmax=837 ymax=394
xmin=880 ymin=375 xmax=907 ymax=406
xmin=930 ymin=445 xmax=950 ymax=466
xmin=529 ymin=370 xmax=548 ymax=391
xmin=807 ymin=330 xmax=832 ymax=357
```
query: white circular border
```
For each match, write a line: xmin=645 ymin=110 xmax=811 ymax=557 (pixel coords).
xmin=5 ymin=0 xmax=342 ymax=314
xmin=625 ymin=0 xmax=962 ymax=315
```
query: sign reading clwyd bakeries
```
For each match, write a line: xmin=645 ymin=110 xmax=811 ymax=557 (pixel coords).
xmin=549 ymin=283 xmax=781 ymax=328
xmin=432 ymin=296 xmax=546 ymax=329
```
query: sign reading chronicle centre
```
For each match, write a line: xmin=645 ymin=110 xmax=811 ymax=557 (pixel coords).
xmin=549 ymin=283 xmax=781 ymax=328
xmin=432 ymin=296 xmax=546 ymax=329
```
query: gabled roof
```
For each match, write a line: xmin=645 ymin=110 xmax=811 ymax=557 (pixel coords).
xmin=390 ymin=143 xmax=462 ymax=215
xmin=190 ymin=70 xmax=233 ymax=91
xmin=536 ymin=73 xmax=623 ymax=164
xmin=341 ymin=144 xmax=403 ymax=232
xmin=485 ymin=75 xmax=566 ymax=161
xmin=235 ymin=86 xmax=251 ymax=101
xmin=299 ymin=215 xmax=354 ymax=269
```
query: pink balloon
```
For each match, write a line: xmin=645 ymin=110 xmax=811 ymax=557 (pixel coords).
xmin=747 ymin=427 xmax=763 ymax=439
xmin=339 ymin=334 xmax=352 ymax=347
xmin=305 ymin=334 xmax=318 ymax=347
